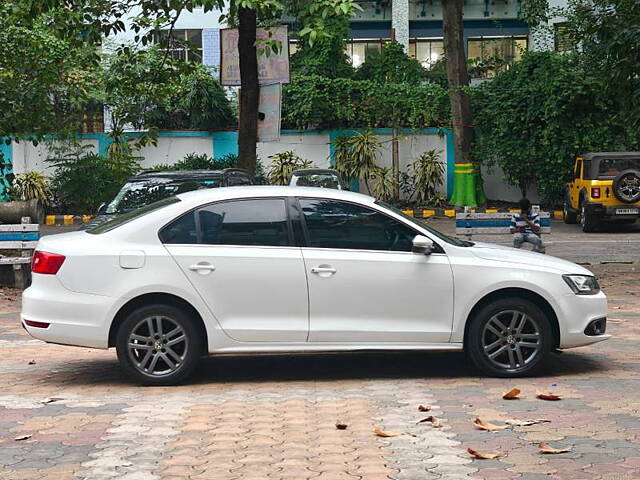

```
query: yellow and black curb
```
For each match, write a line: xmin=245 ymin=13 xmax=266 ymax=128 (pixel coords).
xmin=45 ymin=215 xmax=94 ymax=226
xmin=402 ymin=208 xmax=564 ymax=220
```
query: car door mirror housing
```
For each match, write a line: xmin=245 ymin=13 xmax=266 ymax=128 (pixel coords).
xmin=96 ymin=202 xmax=107 ymax=215
xmin=412 ymin=235 xmax=434 ymax=255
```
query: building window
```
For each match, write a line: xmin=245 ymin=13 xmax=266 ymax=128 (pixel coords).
xmin=467 ymin=36 xmax=527 ymax=78
xmin=409 ymin=39 xmax=444 ymax=69
xmin=554 ymin=22 xmax=571 ymax=52
xmin=345 ymin=40 xmax=384 ymax=68
xmin=153 ymin=29 xmax=203 ymax=63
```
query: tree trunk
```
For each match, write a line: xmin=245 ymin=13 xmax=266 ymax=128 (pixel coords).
xmin=237 ymin=7 xmax=259 ymax=175
xmin=391 ymin=127 xmax=400 ymax=201
xmin=442 ymin=0 xmax=478 ymax=207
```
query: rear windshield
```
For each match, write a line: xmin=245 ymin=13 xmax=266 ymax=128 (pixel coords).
xmin=88 ymin=197 xmax=180 ymax=234
xmin=105 ymin=176 xmax=221 ymax=214
xmin=588 ymin=157 xmax=640 ymax=179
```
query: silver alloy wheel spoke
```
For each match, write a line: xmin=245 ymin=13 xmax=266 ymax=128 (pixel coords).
xmin=127 ymin=315 xmax=188 ymax=378
xmin=482 ymin=310 xmax=542 ymax=371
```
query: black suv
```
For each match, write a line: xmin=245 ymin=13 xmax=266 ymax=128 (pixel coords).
xmin=85 ymin=169 xmax=253 ymax=229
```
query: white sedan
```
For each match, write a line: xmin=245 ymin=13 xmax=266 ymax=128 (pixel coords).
xmin=22 ymin=187 xmax=609 ymax=384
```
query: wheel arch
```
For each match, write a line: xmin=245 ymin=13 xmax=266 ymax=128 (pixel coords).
xmin=108 ymin=292 xmax=209 ymax=353
xmin=463 ymin=287 xmax=560 ymax=349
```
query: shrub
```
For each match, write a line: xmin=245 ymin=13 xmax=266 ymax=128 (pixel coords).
xmin=11 ymin=172 xmax=51 ymax=206
xmin=354 ymin=41 xmax=426 ymax=85
xmin=267 ymin=151 xmax=313 ymax=185
xmin=408 ymin=150 xmax=445 ymax=206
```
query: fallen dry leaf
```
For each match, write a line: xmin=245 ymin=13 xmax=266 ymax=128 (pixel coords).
xmin=539 ymin=443 xmax=571 ymax=454
xmin=505 ymin=418 xmax=551 ymax=427
xmin=537 ymin=392 xmax=562 ymax=401
xmin=335 ymin=422 xmax=348 ymax=430
xmin=418 ymin=404 xmax=431 ymax=412
xmin=28 ymin=360 xmax=36 ymax=365
xmin=467 ymin=447 xmax=500 ymax=459
xmin=14 ymin=435 xmax=31 ymax=441
xmin=417 ymin=416 xmax=442 ymax=428
xmin=502 ymin=388 xmax=521 ymax=400
xmin=41 ymin=397 xmax=63 ymax=404
xmin=373 ymin=427 xmax=404 ymax=438
xmin=473 ymin=418 xmax=509 ymax=431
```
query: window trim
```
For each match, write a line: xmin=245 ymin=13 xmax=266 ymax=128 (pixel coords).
xmin=295 ymin=197 xmax=444 ymax=254
xmin=158 ymin=196 xmax=295 ymax=248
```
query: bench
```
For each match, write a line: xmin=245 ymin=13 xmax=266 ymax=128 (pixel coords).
xmin=455 ymin=209 xmax=551 ymax=241
xmin=0 ymin=217 xmax=39 ymax=289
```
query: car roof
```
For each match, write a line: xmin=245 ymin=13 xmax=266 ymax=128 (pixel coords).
xmin=581 ymin=152 xmax=640 ymax=160
xmin=291 ymin=168 xmax=340 ymax=175
xmin=131 ymin=169 xmax=247 ymax=181
xmin=176 ymin=185 xmax=375 ymax=205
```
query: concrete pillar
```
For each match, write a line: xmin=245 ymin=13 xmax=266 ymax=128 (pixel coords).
xmin=392 ymin=0 xmax=410 ymax=51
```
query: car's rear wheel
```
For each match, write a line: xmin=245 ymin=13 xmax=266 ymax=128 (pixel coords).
xmin=116 ymin=304 xmax=203 ymax=385
xmin=563 ymin=197 xmax=577 ymax=224
xmin=466 ymin=298 xmax=553 ymax=377
xmin=580 ymin=204 xmax=598 ymax=232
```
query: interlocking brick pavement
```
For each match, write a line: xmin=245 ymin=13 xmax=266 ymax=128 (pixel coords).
xmin=0 ymin=263 xmax=639 ymax=479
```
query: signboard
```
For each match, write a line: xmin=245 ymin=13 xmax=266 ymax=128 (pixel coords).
xmin=258 ymin=83 xmax=282 ymax=142
xmin=220 ymin=26 xmax=290 ymax=86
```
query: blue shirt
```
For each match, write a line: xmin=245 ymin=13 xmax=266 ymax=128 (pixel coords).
xmin=511 ymin=211 xmax=540 ymax=234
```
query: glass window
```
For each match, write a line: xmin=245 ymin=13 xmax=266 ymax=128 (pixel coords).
xmin=410 ymin=39 xmax=444 ymax=69
xmin=198 ymin=199 xmax=290 ymax=246
xmin=159 ymin=212 xmax=197 ymax=244
xmin=226 ymin=172 xmax=252 ymax=186
xmin=554 ymin=22 xmax=571 ymax=53
xmin=596 ymin=157 xmax=640 ymax=179
xmin=346 ymin=41 xmax=384 ymax=68
xmin=299 ymin=199 xmax=418 ymax=252
xmin=467 ymin=36 xmax=527 ymax=78
xmin=574 ymin=160 xmax=582 ymax=179
xmin=153 ymin=29 xmax=203 ymax=63
xmin=88 ymin=197 xmax=181 ymax=235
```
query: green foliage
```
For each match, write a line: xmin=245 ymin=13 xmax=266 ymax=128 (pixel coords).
xmin=333 ymin=131 xmax=381 ymax=194
xmin=354 ymin=41 xmax=426 ymax=85
xmin=283 ymin=75 xmax=449 ymax=129
xmin=290 ymin=16 xmax=353 ymax=79
xmin=266 ymin=151 xmax=313 ymax=185
xmin=408 ymin=150 xmax=445 ymax=206
xmin=472 ymin=51 xmax=638 ymax=204
xmin=370 ymin=167 xmax=396 ymax=202
xmin=11 ymin=172 xmax=52 ymax=206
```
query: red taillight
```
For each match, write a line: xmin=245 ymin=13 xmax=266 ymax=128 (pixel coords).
xmin=591 ymin=187 xmax=601 ymax=198
xmin=31 ymin=251 xmax=65 ymax=275
xmin=24 ymin=319 xmax=50 ymax=328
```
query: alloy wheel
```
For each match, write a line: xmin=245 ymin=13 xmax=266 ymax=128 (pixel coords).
xmin=127 ymin=315 xmax=188 ymax=377
xmin=481 ymin=310 xmax=542 ymax=370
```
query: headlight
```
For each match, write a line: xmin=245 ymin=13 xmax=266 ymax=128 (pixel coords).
xmin=562 ymin=274 xmax=600 ymax=295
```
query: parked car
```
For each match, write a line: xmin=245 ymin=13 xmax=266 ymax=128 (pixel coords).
xmin=289 ymin=168 xmax=346 ymax=190
xmin=23 ymin=187 xmax=608 ymax=385
xmin=85 ymin=169 xmax=253 ymax=229
xmin=563 ymin=152 xmax=640 ymax=232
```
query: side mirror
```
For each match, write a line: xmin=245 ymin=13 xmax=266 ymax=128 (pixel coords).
xmin=412 ymin=235 xmax=434 ymax=255
xmin=96 ymin=202 xmax=107 ymax=215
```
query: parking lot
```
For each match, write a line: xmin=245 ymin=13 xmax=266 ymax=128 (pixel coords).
xmin=1 ymin=221 xmax=639 ymax=480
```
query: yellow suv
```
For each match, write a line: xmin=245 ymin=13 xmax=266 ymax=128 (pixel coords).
xmin=564 ymin=152 xmax=640 ymax=232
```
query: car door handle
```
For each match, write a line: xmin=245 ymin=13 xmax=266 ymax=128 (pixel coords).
xmin=189 ymin=262 xmax=216 ymax=273
xmin=311 ymin=265 xmax=337 ymax=275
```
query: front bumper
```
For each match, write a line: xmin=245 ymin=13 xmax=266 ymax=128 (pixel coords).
xmin=556 ymin=289 xmax=610 ymax=349
xmin=21 ymin=275 xmax=116 ymax=349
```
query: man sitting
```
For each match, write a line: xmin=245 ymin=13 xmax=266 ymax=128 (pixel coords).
xmin=511 ymin=198 xmax=545 ymax=253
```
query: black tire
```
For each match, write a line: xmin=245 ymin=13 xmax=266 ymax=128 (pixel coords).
xmin=116 ymin=304 xmax=203 ymax=385
xmin=580 ymin=204 xmax=598 ymax=233
xmin=613 ymin=169 xmax=640 ymax=204
xmin=563 ymin=196 xmax=577 ymax=224
xmin=466 ymin=297 xmax=553 ymax=377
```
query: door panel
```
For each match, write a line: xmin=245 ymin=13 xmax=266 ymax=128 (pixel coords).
xmin=303 ymin=249 xmax=454 ymax=342
xmin=166 ymin=245 xmax=308 ymax=342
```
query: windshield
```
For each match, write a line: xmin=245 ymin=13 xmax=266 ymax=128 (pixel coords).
xmin=293 ymin=173 xmax=341 ymax=189
xmin=376 ymin=201 xmax=471 ymax=247
xmin=105 ymin=176 xmax=221 ymax=214
xmin=596 ymin=158 xmax=640 ymax=179
xmin=88 ymin=197 xmax=181 ymax=234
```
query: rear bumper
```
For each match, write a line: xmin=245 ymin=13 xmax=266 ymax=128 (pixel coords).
xmin=21 ymin=275 xmax=116 ymax=349
xmin=584 ymin=202 xmax=640 ymax=219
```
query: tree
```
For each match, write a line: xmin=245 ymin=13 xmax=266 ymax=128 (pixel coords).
xmin=472 ymin=51 xmax=638 ymax=204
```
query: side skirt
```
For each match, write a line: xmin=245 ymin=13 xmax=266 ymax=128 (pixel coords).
xmin=209 ymin=343 xmax=464 ymax=355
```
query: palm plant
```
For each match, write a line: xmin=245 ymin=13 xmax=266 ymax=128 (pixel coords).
xmin=267 ymin=151 xmax=313 ymax=185
xmin=12 ymin=171 xmax=52 ymax=206
xmin=410 ymin=150 xmax=445 ymax=205
xmin=370 ymin=167 xmax=396 ymax=201
xmin=332 ymin=131 xmax=381 ymax=193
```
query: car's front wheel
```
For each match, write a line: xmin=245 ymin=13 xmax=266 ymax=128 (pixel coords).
xmin=116 ymin=304 xmax=203 ymax=385
xmin=466 ymin=298 xmax=553 ymax=377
